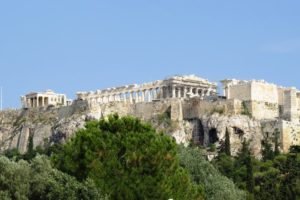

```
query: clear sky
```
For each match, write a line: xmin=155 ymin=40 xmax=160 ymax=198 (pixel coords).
xmin=0 ymin=1 xmax=300 ymax=108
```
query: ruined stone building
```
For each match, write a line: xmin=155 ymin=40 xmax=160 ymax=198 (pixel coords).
xmin=221 ymin=79 xmax=300 ymax=121
xmin=3 ymin=74 xmax=300 ymax=156
xmin=220 ymin=79 xmax=300 ymax=152
xmin=21 ymin=90 xmax=71 ymax=108
xmin=76 ymin=75 xmax=217 ymax=104
xmin=74 ymin=75 xmax=300 ymax=154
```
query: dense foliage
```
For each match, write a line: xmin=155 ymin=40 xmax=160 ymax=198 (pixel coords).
xmin=179 ymin=146 xmax=246 ymax=200
xmin=214 ymin=137 xmax=300 ymax=200
xmin=2 ymin=114 xmax=299 ymax=200
xmin=0 ymin=155 xmax=104 ymax=200
xmin=52 ymin=114 xmax=203 ymax=200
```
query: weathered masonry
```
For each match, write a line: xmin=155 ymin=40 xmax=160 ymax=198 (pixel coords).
xmin=21 ymin=90 xmax=71 ymax=108
xmin=76 ymin=75 xmax=217 ymax=104
xmin=221 ymin=79 xmax=300 ymax=122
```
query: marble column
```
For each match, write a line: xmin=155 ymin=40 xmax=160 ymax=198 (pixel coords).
xmin=37 ymin=96 xmax=39 ymax=107
xmin=161 ymin=87 xmax=164 ymax=99
xmin=160 ymin=87 xmax=164 ymax=99
xmin=123 ymin=93 xmax=127 ymax=102
xmin=134 ymin=92 xmax=138 ymax=103
xmin=172 ymin=86 xmax=176 ymax=98
xmin=147 ymin=90 xmax=151 ymax=102
xmin=155 ymin=88 xmax=159 ymax=99
xmin=167 ymin=87 xmax=171 ymax=98
xmin=183 ymin=87 xmax=187 ymax=98
xmin=141 ymin=90 xmax=145 ymax=102
xmin=178 ymin=88 xmax=181 ymax=98
xmin=129 ymin=92 xmax=133 ymax=103
xmin=206 ymin=89 xmax=211 ymax=96
xmin=190 ymin=87 xmax=193 ymax=95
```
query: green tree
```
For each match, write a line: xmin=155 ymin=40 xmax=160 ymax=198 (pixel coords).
xmin=289 ymin=145 xmax=300 ymax=153
xmin=254 ymin=162 xmax=280 ymax=200
xmin=279 ymin=153 xmax=300 ymax=200
xmin=213 ymin=153 xmax=234 ymax=179
xmin=245 ymin=151 xmax=254 ymax=194
xmin=224 ymin=128 xmax=231 ymax=156
xmin=261 ymin=138 xmax=274 ymax=161
xmin=179 ymin=146 xmax=246 ymax=200
xmin=274 ymin=129 xmax=280 ymax=156
xmin=52 ymin=114 xmax=203 ymax=200
xmin=0 ymin=156 xmax=30 ymax=200
xmin=233 ymin=140 xmax=255 ymax=195
xmin=0 ymin=155 xmax=104 ymax=200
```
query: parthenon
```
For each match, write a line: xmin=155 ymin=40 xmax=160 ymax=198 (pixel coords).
xmin=76 ymin=75 xmax=217 ymax=104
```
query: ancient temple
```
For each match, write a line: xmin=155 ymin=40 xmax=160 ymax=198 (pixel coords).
xmin=21 ymin=90 xmax=71 ymax=108
xmin=76 ymin=75 xmax=217 ymax=104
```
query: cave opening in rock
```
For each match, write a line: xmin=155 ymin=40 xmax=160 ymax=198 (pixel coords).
xmin=233 ymin=127 xmax=244 ymax=139
xmin=189 ymin=118 xmax=205 ymax=146
xmin=209 ymin=128 xmax=218 ymax=144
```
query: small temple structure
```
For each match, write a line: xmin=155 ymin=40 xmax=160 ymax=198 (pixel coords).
xmin=21 ymin=90 xmax=71 ymax=108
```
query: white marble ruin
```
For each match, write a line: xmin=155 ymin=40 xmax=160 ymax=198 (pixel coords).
xmin=21 ymin=90 xmax=71 ymax=108
xmin=76 ymin=75 xmax=217 ymax=104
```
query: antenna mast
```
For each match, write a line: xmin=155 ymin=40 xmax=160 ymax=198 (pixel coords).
xmin=1 ymin=87 xmax=2 ymax=111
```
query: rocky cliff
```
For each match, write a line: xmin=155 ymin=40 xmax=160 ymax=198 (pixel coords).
xmin=0 ymin=99 xmax=277 ymax=157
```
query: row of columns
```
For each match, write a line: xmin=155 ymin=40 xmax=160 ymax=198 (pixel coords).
xmin=86 ymin=85 xmax=214 ymax=104
xmin=89 ymin=87 xmax=162 ymax=104
xmin=26 ymin=96 xmax=49 ymax=108
xmin=169 ymin=86 xmax=213 ymax=99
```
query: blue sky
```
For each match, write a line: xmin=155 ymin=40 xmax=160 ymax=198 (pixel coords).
xmin=0 ymin=1 xmax=300 ymax=108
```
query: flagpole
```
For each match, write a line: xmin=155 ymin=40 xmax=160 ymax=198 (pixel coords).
xmin=1 ymin=87 xmax=2 ymax=111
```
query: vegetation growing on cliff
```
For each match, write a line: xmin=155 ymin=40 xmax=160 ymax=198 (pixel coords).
xmin=52 ymin=114 xmax=203 ymax=200
xmin=213 ymin=137 xmax=300 ymax=200
xmin=2 ymin=114 xmax=299 ymax=200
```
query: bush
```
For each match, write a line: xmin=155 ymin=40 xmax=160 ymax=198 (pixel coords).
xmin=0 ymin=156 xmax=105 ymax=200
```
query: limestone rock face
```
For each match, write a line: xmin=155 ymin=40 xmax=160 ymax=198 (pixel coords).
xmin=49 ymin=115 xmax=86 ymax=144
xmin=0 ymin=102 xmax=88 ymax=153
xmin=0 ymin=99 xmax=274 ymax=157
xmin=200 ymin=114 xmax=263 ymax=156
xmin=166 ymin=114 xmax=263 ymax=156
xmin=170 ymin=121 xmax=194 ymax=145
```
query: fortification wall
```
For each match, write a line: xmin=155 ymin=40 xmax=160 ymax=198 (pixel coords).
xmin=228 ymin=84 xmax=251 ymax=101
xmin=280 ymin=120 xmax=300 ymax=152
xmin=250 ymin=82 xmax=279 ymax=104
xmin=283 ymin=89 xmax=298 ymax=121
xmin=182 ymin=99 xmax=243 ymax=119
xmin=248 ymin=101 xmax=280 ymax=120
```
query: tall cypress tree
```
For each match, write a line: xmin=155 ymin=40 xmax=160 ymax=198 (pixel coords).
xmin=261 ymin=138 xmax=274 ymax=161
xmin=225 ymin=128 xmax=231 ymax=156
xmin=246 ymin=151 xmax=254 ymax=194
xmin=274 ymin=129 xmax=280 ymax=156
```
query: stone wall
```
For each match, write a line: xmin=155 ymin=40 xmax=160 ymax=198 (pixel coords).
xmin=250 ymin=82 xmax=279 ymax=104
xmin=182 ymin=99 xmax=243 ymax=119
xmin=1 ymin=97 xmax=300 ymax=156
xmin=280 ymin=120 xmax=300 ymax=152
xmin=283 ymin=89 xmax=298 ymax=121
xmin=246 ymin=101 xmax=280 ymax=120
xmin=227 ymin=83 xmax=252 ymax=101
